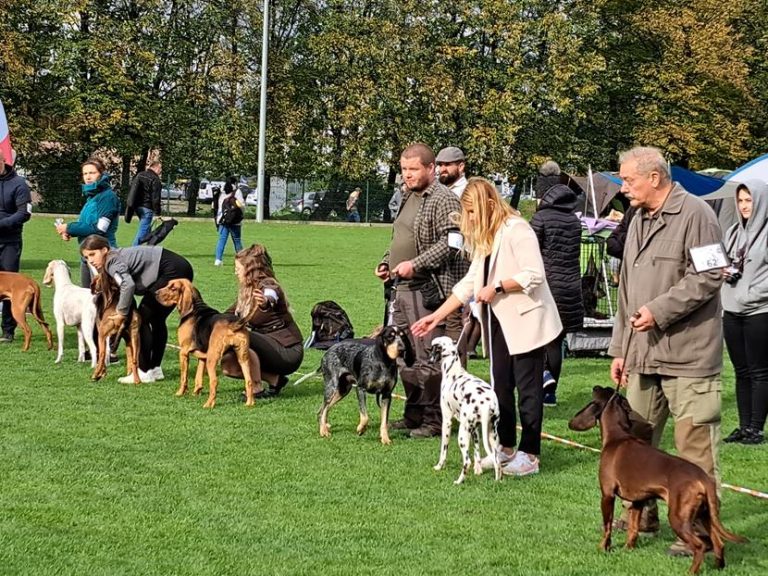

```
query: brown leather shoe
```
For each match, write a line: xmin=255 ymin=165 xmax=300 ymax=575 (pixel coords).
xmin=409 ymin=426 xmax=441 ymax=439
xmin=389 ymin=419 xmax=417 ymax=430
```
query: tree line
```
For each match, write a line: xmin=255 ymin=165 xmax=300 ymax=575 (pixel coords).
xmin=1 ymin=0 xmax=765 ymax=213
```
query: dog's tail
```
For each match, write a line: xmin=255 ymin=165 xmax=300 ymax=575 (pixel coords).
xmin=29 ymin=283 xmax=53 ymax=348
xmin=479 ymin=404 xmax=498 ymax=459
xmin=705 ymin=478 xmax=748 ymax=546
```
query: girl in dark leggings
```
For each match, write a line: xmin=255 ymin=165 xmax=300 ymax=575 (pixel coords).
xmin=80 ymin=234 xmax=194 ymax=383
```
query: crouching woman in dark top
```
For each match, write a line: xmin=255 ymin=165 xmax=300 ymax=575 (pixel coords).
xmin=224 ymin=243 xmax=304 ymax=399
xmin=80 ymin=234 xmax=194 ymax=383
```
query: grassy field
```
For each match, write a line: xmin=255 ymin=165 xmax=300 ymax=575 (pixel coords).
xmin=0 ymin=216 xmax=765 ymax=576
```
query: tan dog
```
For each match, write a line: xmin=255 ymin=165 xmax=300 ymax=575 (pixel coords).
xmin=569 ymin=386 xmax=746 ymax=574
xmin=154 ymin=279 xmax=254 ymax=408
xmin=90 ymin=273 xmax=141 ymax=384
xmin=0 ymin=271 xmax=54 ymax=351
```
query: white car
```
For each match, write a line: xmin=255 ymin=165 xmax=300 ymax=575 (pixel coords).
xmin=161 ymin=187 xmax=185 ymax=201
xmin=198 ymin=180 xmax=226 ymax=203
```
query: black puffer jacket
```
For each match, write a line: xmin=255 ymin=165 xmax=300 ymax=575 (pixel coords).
xmin=530 ymin=184 xmax=584 ymax=332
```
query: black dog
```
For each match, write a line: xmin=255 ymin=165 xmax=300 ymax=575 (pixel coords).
xmin=318 ymin=325 xmax=414 ymax=445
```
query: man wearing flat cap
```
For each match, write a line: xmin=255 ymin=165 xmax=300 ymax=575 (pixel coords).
xmin=436 ymin=146 xmax=467 ymax=199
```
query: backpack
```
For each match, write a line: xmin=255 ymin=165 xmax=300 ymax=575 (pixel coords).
xmin=220 ymin=195 xmax=244 ymax=226
xmin=304 ymin=300 xmax=354 ymax=349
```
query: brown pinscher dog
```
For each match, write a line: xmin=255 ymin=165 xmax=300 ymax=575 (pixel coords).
xmin=154 ymin=279 xmax=254 ymax=408
xmin=569 ymin=386 xmax=746 ymax=574
xmin=0 ymin=271 xmax=53 ymax=351
xmin=90 ymin=273 xmax=141 ymax=384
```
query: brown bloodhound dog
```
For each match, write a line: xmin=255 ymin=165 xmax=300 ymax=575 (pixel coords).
xmin=0 ymin=271 xmax=54 ymax=351
xmin=90 ymin=273 xmax=141 ymax=384
xmin=154 ymin=279 xmax=254 ymax=408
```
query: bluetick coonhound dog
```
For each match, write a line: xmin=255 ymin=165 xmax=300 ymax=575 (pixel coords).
xmin=430 ymin=336 xmax=501 ymax=484
xmin=318 ymin=325 xmax=414 ymax=445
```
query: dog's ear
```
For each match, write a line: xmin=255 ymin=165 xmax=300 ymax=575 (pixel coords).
xmin=42 ymin=263 xmax=54 ymax=286
xmin=175 ymin=280 xmax=194 ymax=317
xmin=401 ymin=328 xmax=416 ymax=367
xmin=568 ymin=400 xmax=601 ymax=431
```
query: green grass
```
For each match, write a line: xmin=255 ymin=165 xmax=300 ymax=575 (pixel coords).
xmin=1 ymin=217 xmax=766 ymax=576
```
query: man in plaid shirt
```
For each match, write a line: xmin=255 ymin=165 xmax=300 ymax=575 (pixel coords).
xmin=376 ymin=143 xmax=468 ymax=438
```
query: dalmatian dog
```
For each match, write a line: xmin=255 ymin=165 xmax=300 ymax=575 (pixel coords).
xmin=430 ymin=336 xmax=502 ymax=484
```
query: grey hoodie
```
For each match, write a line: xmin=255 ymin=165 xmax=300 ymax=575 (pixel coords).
xmin=721 ymin=179 xmax=768 ymax=315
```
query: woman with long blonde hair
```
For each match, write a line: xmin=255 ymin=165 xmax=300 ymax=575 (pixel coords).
xmin=224 ymin=243 xmax=304 ymax=398
xmin=412 ymin=177 xmax=562 ymax=476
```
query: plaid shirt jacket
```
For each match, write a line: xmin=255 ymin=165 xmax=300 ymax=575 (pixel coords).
xmin=381 ymin=179 xmax=469 ymax=294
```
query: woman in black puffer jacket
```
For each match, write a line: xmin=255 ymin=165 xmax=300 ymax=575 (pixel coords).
xmin=530 ymin=183 xmax=584 ymax=405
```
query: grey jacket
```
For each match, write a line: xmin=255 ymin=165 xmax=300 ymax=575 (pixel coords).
xmin=608 ymin=183 xmax=724 ymax=377
xmin=721 ymin=179 xmax=768 ymax=316
xmin=105 ymin=245 xmax=163 ymax=314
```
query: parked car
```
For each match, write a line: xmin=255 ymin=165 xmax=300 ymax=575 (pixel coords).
xmin=197 ymin=180 xmax=225 ymax=204
xmin=161 ymin=187 xmax=185 ymax=201
xmin=290 ymin=191 xmax=325 ymax=215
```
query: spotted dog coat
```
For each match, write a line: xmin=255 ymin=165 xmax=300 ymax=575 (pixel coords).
xmin=430 ymin=336 xmax=501 ymax=484
xmin=318 ymin=326 xmax=414 ymax=445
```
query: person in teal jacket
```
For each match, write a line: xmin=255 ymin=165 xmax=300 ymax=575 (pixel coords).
xmin=55 ymin=157 xmax=121 ymax=287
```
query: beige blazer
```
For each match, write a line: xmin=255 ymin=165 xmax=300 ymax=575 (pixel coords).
xmin=452 ymin=217 xmax=563 ymax=355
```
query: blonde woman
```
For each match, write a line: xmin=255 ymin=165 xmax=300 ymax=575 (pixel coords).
xmin=412 ymin=177 xmax=562 ymax=476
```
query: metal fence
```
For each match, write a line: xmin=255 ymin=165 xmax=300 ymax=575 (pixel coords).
xmin=25 ymin=169 xmax=398 ymax=224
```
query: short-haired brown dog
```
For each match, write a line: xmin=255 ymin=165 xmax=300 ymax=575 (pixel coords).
xmin=155 ymin=279 xmax=253 ymax=408
xmin=569 ymin=386 xmax=746 ymax=574
xmin=0 ymin=271 xmax=53 ymax=351
xmin=90 ymin=273 xmax=141 ymax=384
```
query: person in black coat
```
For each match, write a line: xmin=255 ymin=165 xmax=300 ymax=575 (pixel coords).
xmin=125 ymin=161 xmax=162 ymax=246
xmin=0 ymin=148 xmax=32 ymax=342
xmin=530 ymin=183 xmax=584 ymax=406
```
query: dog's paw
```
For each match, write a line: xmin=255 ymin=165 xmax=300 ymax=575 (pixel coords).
xmin=202 ymin=399 xmax=215 ymax=409
xmin=453 ymin=476 xmax=465 ymax=485
xmin=433 ymin=463 xmax=444 ymax=471
xmin=319 ymin=424 xmax=331 ymax=438
xmin=380 ymin=436 xmax=392 ymax=445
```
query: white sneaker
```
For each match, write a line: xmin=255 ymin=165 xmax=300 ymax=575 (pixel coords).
xmin=502 ymin=450 xmax=540 ymax=477
xmin=151 ymin=367 xmax=165 ymax=381
xmin=214 ymin=259 xmax=223 ymax=266
xmin=118 ymin=369 xmax=156 ymax=384
xmin=479 ymin=449 xmax=515 ymax=471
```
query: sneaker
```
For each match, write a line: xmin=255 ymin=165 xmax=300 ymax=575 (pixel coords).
xmin=723 ymin=427 xmax=746 ymax=443
xmin=502 ymin=450 xmax=540 ymax=477
xmin=543 ymin=392 xmax=557 ymax=407
xmin=409 ymin=426 xmax=441 ymax=439
xmin=118 ymin=369 xmax=156 ymax=384
xmin=543 ymin=370 xmax=556 ymax=389
xmin=0 ymin=332 xmax=13 ymax=343
xmin=214 ymin=259 xmax=223 ymax=266
xmin=739 ymin=428 xmax=764 ymax=445
xmin=151 ymin=367 xmax=165 ymax=381
xmin=479 ymin=449 xmax=515 ymax=471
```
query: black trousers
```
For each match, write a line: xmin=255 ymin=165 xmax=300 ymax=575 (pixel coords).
xmin=489 ymin=309 xmax=544 ymax=455
xmin=138 ymin=250 xmax=194 ymax=371
xmin=723 ymin=311 xmax=768 ymax=432
xmin=248 ymin=332 xmax=304 ymax=376
xmin=0 ymin=242 xmax=22 ymax=335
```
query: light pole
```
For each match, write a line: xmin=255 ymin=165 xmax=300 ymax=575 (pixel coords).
xmin=255 ymin=0 xmax=269 ymax=222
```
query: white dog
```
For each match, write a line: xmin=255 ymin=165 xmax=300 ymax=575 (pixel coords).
xmin=430 ymin=336 xmax=502 ymax=484
xmin=43 ymin=260 xmax=97 ymax=366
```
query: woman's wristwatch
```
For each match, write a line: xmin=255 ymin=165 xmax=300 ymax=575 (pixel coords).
xmin=494 ymin=280 xmax=504 ymax=294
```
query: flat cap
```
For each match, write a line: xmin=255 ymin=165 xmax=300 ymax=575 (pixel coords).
xmin=436 ymin=146 xmax=465 ymax=163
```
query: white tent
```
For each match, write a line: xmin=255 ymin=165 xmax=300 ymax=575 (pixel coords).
xmin=726 ymin=153 xmax=768 ymax=184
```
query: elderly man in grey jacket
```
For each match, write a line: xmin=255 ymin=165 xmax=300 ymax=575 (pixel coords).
xmin=608 ymin=146 xmax=724 ymax=556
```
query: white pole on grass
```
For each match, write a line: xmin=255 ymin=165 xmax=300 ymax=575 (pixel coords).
xmin=255 ymin=0 xmax=269 ymax=223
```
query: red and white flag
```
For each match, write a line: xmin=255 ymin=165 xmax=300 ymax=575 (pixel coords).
xmin=0 ymin=99 xmax=14 ymax=165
